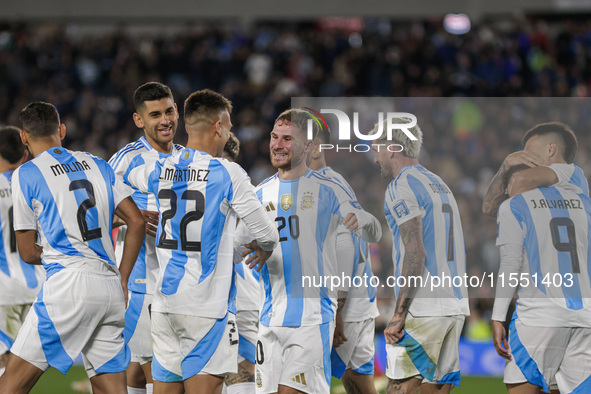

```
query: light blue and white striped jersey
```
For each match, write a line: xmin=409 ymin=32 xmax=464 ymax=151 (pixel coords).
xmin=127 ymin=149 xmax=275 ymax=319
xmin=496 ymin=185 xmax=591 ymax=327
xmin=234 ymin=253 xmax=262 ymax=312
xmin=255 ymin=169 xmax=381 ymax=327
xmin=0 ymin=170 xmax=45 ymax=305
xmin=108 ymin=137 xmax=183 ymax=294
xmin=11 ymin=148 xmax=132 ymax=279
xmin=549 ymin=163 xmax=589 ymax=195
xmin=384 ymin=164 xmax=470 ymax=317
xmin=316 ymin=166 xmax=379 ymax=322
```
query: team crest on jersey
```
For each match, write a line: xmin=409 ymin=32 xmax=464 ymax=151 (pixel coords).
xmin=393 ymin=200 xmax=410 ymax=218
xmin=300 ymin=191 xmax=314 ymax=210
xmin=184 ymin=151 xmax=190 ymax=159
xmin=280 ymin=194 xmax=293 ymax=211
xmin=54 ymin=148 xmax=62 ymax=154
xmin=256 ymin=371 xmax=262 ymax=388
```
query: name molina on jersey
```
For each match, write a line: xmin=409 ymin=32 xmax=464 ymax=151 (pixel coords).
xmin=50 ymin=160 xmax=91 ymax=176
xmin=159 ymin=168 xmax=210 ymax=182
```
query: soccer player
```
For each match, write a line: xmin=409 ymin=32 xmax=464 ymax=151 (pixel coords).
xmin=108 ymin=81 xmax=183 ymax=394
xmin=0 ymin=126 xmax=45 ymax=377
xmin=372 ymin=116 xmax=470 ymax=394
xmin=126 ymin=89 xmax=279 ymax=394
xmin=492 ymin=165 xmax=591 ymax=393
xmin=306 ymin=126 xmax=379 ymax=394
xmin=0 ymin=102 xmax=145 ymax=393
xmin=483 ymin=122 xmax=587 ymax=217
xmin=251 ymin=108 xmax=381 ymax=394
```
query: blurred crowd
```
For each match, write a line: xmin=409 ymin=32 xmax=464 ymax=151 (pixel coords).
xmin=2 ymin=16 xmax=591 ymax=335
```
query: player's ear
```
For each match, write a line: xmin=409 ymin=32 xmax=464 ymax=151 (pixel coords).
xmin=59 ymin=124 xmax=66 ymax=140
xmin=19 ymin=129 xmax=29 ymax=146
xmin=548 ymin=142 xmax=558 ymax=159
xmin=133 ymin=113 xmax=144 ymax=129
xmin=310 ymin=143 xmax=322 ymax=159
xmin=303 ymin=139 xmax=314 ymax=154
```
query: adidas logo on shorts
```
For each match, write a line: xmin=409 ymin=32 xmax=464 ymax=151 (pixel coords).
xmin=290 ymin=373 xmax=307 ymax=386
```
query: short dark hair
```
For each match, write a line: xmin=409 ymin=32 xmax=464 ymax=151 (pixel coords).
xmin=223 ymin=132 xmax=240 ymax=161
xmin=20 ymin=102 xmax=60 ymax=138
xmin=184 ymin=89 xmax=232 ymax=125
xmin=523 ymin=122 xmax=578 ymax=163
xmin=0 ymin=126 xmax=25 ymax=164
xmin=275 ymin=108 xmax=318 ymax=140
xmin=505 ymin=164 xmax=530 ymax=187
xmin=133 ymin=82 xmax=173 ymax=111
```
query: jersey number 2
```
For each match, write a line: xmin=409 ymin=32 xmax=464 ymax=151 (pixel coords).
xmin=69 ymin=179 xmax=102 ymax=241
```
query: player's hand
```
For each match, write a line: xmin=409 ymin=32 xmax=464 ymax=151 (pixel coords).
xmin=343 ymin=213 xmax=359 ymax=232
xmin=332 ymin=311 xmax=348 ymax=348
xmin=492 ymin=320 xmax=511 ymax=360
xmin=141 ymin=210 xmax=159 ymax=237
xmin=503 ymin=150 xmax=542 ymax=170
xmin=242 ymin=241 xmax=273 ymax=272
xmin=384 ymin=314 xmax=406 ymax=344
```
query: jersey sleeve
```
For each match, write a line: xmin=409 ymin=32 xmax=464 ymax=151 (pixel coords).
xmin=125 ymin=154 xmax=159 ymax=194
xmin=384 ymin=179 xmax=422 ymax=227
xmin=227 ymin=162 xmax=265 ymax=218
xmin=111 ymin=167 xmax=134 ymax=207
xmin=329 ymin=182 xmax=382 ymax=243
xmin=496 ymin=199 xmax=524 ymax=247
xmin=226 ymin=162 xmax=278 ymax=251
xmin=10 ymin=167 xmax=37 ymax=231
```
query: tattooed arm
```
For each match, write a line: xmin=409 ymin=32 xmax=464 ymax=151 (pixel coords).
xmin=384 ymin=216 xmax=426 ymax=345
xmin=482 ymin=150 xmax=542 ymax=217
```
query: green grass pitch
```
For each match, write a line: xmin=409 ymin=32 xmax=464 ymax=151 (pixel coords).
xmin=29 ymin=366 xmax=505 ymax=393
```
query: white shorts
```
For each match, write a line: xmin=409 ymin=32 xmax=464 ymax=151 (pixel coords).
xmin=10 ymin=266 xmax=129 ymax=378
xmin=504 ymin=314 xmax=591 ymax=393
xmin=0 ymin=304 xmax=32 ymax=354
xmin=331 ymin=318 xmax=375 ymax=378
xmin=151 ymin=311 xmax=238 ymax=382
xmin=386 ymin=315 xmax=464 ymax=386
xmin=124 ymin=291 xmax=152 ymax=364
xmin=255 ymin=322 xmax=334 ymax=394
xmin=236 ymin=310 xmax=258 ymax=365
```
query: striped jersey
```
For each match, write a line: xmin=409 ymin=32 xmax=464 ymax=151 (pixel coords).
xmin=0 ymin=170 xmax=45 ymax=305
xmin=11 ymin=147 xmax=132 ymax=279
xmin=549 ymin=163 xmax=589 ymax=195
xmin=126 ymin=148 xmax=274 ymax=319
xmin=234 ymin=253 xmax=262 ymax=312
xmin=255 ymin=169 xmax=381 ymax=327
xmin=316 ymin=166 xmax=379 ymax=322
xmin=109 ymin=137 xmax=183 ymax=294
xmin=496 ymin=185 xmax=591 ymax=327
xmin=384 ymin=164 xmax=470 ymax=317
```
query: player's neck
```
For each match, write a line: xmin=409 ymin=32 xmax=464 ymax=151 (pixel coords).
xmin=145 ymin=136 xmax=173 ymax=154
xmin=308 ymin=156 xmax=327 ymax=171
xmin=0 ymin=157 xmax=15 ymax=173
xmin=186 ymin=137 xmax=220 ymax=158
xmin=27 ymin=137 xmax=62 ymax=157
xmin=278 ymin=161 xmax=309 ymax=181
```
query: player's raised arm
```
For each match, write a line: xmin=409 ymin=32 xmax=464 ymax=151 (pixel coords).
xmin=482 ymin=150 xmax=541 ymax=216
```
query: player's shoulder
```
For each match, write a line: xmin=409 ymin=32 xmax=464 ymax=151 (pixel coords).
xmin=109 ymin=138 xmax=150 ymax=168
xmin=255 ymin=173 xmax=278 ymax=191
